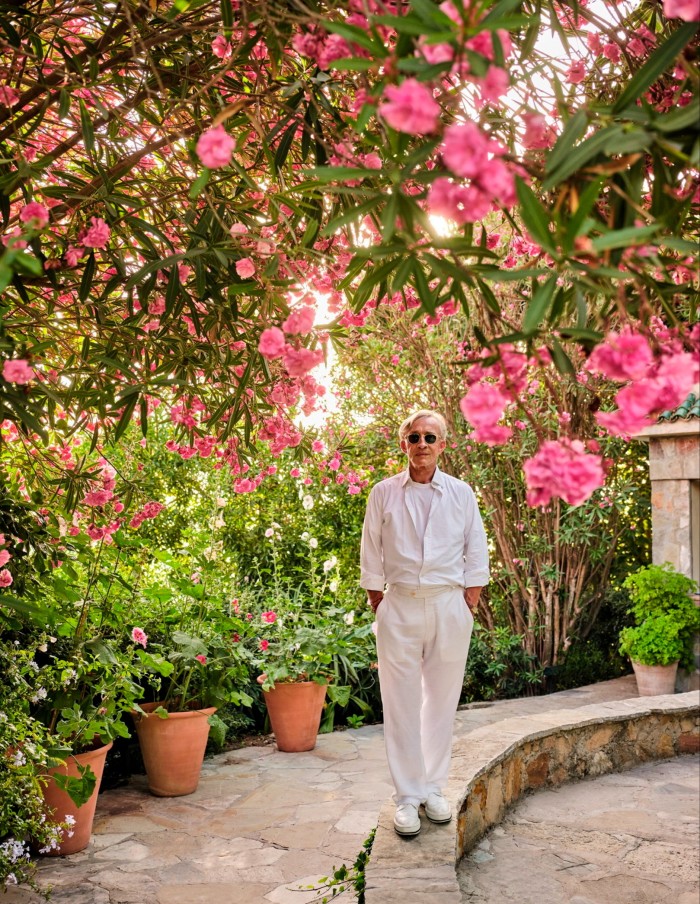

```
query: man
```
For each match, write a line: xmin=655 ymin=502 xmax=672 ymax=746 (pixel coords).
xmin=360 ymin=409 xmax=489 ymax=837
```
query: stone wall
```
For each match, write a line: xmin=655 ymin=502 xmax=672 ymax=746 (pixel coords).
xmin=364 ymin=692 xmax=699 ymax=904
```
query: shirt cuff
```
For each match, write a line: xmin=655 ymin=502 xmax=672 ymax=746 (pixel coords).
xmin=463 ymin=570 xmax=489 ymax=587
xmin=360 ymin=572 xmax=385 ymax=590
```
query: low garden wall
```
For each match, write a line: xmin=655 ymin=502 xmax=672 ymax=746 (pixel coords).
xmin=364 ymin=691 xmax=700 ymax=904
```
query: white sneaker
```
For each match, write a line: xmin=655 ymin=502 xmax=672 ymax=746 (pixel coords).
xmin=424 ymin=792 xmax=452 ymax=823
xmin=393 ymin=803 xmax=420 ymax=836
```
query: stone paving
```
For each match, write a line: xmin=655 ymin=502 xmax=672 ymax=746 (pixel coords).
xmin=7 ymin=674 xmax=694 ymax=904
xmin=458 ymin=755 xmax=700 ymax=904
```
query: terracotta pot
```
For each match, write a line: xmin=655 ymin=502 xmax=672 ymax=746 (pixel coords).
xmin=40 ymin=741 xmax=113 ymax=855
xmin=134 ymin=702 xmax=216 ymax=796
xmin=257 ymin=676 xmax=327 ymax=752
xmin=631 ymin=659 xmax=679 ymax=696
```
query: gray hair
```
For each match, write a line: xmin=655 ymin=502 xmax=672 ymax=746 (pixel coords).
xmin=398 ymin=409 xmax=448 ymax=442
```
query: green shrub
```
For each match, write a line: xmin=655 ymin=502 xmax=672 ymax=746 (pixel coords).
xmin=619 ymin=564 xmax=699 ymax=669
xmin=462 ymin=624 xmax=543 ymax=703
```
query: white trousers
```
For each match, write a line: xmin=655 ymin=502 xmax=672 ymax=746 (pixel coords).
xmin=375 ymin=584 xmax=473 ymax=807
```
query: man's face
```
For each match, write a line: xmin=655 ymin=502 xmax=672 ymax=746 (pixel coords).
xmin=400 ymin=416 xmax=446 ymax=470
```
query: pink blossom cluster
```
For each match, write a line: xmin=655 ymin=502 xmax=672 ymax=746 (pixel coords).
xmin=664 ymin=0 xmax=700 ymax=20
xmin=2 ymin=359 xmax=35 ymax=384
xmin=0 ymin=533 xmax=13 ymax=587
xmin=258 ymin=301 xmax=324 ymax=379
xmin=131 ymin=627 xmax=148 ymax=648
xmin=129 ymin=501 xmax=165 ymax=530
xmin=79 ymin=217 xmax=111 ymax=249
xmin=427 ymin=122 xmax=517 ymax=224
xmin=292 ymin=27 xmax=352 ymax=70
xmin=586 ymin=330 xmax=700 ymax=436
xmin=196 ymin=124 xmax=235 ymax=169
xmin=523 ymin=439 xmax=606 ymax=507
xmin=378 ymin=79 xmax=440 ymax=135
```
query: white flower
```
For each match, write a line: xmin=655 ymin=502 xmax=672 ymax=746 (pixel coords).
xmin=302 ymin=494 xmax=314 ymax=510
xmin=309 ymin=537 xmax=318 ymax=549
xmin=323 ymin=555 xmax=337 ymax=573
xmin=329 ymin=579 xmax=338 ymax=593
xmin=301 ymin=531 xmax=310 ymax=541
xmin=264 ymin=527 xmax=275 ymax=538
xmin=216 ymin=497 xmax=226 ymax=507
xmin=343 ymin=611 xmax=354 ymax=625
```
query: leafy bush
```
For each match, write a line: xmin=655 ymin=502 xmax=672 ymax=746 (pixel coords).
xmin=619 ymin=564 xmax=699 ymax=669
xmin=461 ymin=624 xmax=543 ymax=703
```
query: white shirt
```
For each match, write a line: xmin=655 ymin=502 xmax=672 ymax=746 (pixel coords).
xmin=360 ymin=467 xmax=490 ymax=590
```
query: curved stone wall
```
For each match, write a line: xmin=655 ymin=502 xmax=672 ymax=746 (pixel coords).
xmin=364 ymin=692 xmax=700 ymax=904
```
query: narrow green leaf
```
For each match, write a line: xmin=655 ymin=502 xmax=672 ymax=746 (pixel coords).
xmin=523 ymin=274 xmax=557 ymax=333
xmin=323 ymin=20 xmax=388 ymax=56
xmin=113 ymin=394 xmax=139 ymax=442
xmin=188 ymin=169 xmax=211 ymax=200
xmin=543 ymin=124 xmax=626 ymax=190
xmin=591 ymin=223 xmax=659 ymax=252
xmin=545 ymin=108 xmax=588 ymax=175
xmin=516 ymin=178 xmax=556 ymax=253
xmin=549 ymin=339 xmax=576 ymax=376
xmin=79 ymin=100 xmax=95 ymax=152
xmin=79 ymin=253 xmax=96 ymax=302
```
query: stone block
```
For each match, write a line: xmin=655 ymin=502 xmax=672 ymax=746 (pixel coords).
xmin=679 ymin=733 xmax=700 ymax=754
xmin=583 ymin=723 xmax=616 ymax=752
xmin=502 ymin=755 xmax=522 ymax=806
xmin=484 ymin=767 xmax=504 ymax=825
xmin=525 ymin=752 xmax=549 ymax=789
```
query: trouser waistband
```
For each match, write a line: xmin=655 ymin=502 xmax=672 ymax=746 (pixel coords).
xmin=386 ymin=583 xmax=462 ymax=598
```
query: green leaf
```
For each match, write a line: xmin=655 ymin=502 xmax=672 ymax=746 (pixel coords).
xmin=545 ymin=108 xmax=588 ymax=176
xmin=188 ymin=169 xmax=211 ymax=200
xmin=516 ymin=178 xmax=556 ymax=254
xmin=543 ymin=124 xmax=626 ymax=191
xmin=323 ymin=20 xmax=388 ymax=56
xmin=79 ymin=252 xmax=96 ymax=302
xmin=79 ymin=100 xmax=95 ymax=152
xmin=326 ymin=684 xmax=352 ymax=706
xmin=523 ymin=274 xmax=557 ymax=333
xmin=654 ymin=97 xmax=700 ymax=134
xmin=591 ymin=223 xmax=659 ymax=252
xmin=613 ymin=22 xmax=697 ymax=114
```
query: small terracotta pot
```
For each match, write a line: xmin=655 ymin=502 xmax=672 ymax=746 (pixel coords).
xmin=134 ymin=702 xmax=216 ymax=796
xmin=631 ymin=659 xmax=679 ymax=696
xmin=40 ymin=741 xmax=113 ymax=855
xmin=257 ymin=676 xmax=327 ymax=752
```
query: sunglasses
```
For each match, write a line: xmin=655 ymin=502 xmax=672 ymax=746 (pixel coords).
xmin=406 ymin=432 xmax=439 ymax=444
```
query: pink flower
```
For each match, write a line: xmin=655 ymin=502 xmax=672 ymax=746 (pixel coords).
xmin=0 ymin=550 xmax=10 ymax=567
xmin=259 ymin=639 xmax=269 ymax=651
xmin=378 ymin=79 xmax=440 ymax=135
xmin=3 ymin=359 xmax=35 ymax=384
xmin=524 ymin=439 xmax=606 ymax=507
xmin=131 ymin=627 xmax=148 ymax=648
xmin=196 ymin=124 xmax=235 ymax=168
xmin=282 ymin=346 xmax=324 ymax=377
xmin=80 ymin=217 xmax=111 ymax=249
xmin=664 ymin=0 xmax=700 ymax=20
xmin=290 ymin=467 xmax=301 ymax=477
xmin=235 ymin=257 xmax=256 ymax=279
xmin=19 ymin=202 xmax=50 ymax=229
xmin=261 ymin=610 xmax=277 ymax=623
xmin=441 ymin=123 xmax=498 ymax=180
xmin=602 ymin=43 xmax=621 ymax=63
xmin=0 ymin=86 xmax=18 ymax=106
xmin=565 ymin=61 xmax=587 ymax=84
xmin=195 ymin=654 xmax=207 ymax=664
xmin=522 ymin=113 xmax=556 ymax=150
xmin=0 ymin=569 xmax=12 ymax=588
xmin=211 ymin=34 xmax=232 ymax=58
xmin=83 ymin=489 xmax=114 ymax=507
xmin=472 ymin=423 xmax=513 ymax=446
xmin=586 ymin=330 xmax=653 ymax=382
xmin=460 ymin=382 xmax=510 ymax=427
xmin=230 ymin=223 xmax=249 ymax=236
xmin=479 ymin=67 xmax=509 ymax=105
xmin=258 ymin=327 xmax=286 ymax=359
xmin=311 ymin=440 xmax=325 ymax=453
xmin=282 ymin=306 xmax=315 ymax=335
xmin=348 ymin=485 xmax=361 ymax=495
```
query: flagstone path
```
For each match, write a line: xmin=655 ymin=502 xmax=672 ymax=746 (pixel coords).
xmin=8 ymin=674 xmax=697 ymax=904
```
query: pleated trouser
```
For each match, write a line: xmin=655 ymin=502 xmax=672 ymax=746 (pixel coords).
xmin=375 ymin=583 xmax=473 ymax=807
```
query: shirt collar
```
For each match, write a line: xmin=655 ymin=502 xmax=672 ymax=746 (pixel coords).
xmin=401 ymin=466 xmax=444 ymax=490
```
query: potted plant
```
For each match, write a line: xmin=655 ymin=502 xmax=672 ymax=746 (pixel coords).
xmin=1 ymin=640 xmax=73 ymax=893
xmin=619 ymin=563 xmax=700 ymax=696
xmin=131 ymin=549 xmax=254 ymax=796
xmin=250 ymin=528 xmax=371 ymax=752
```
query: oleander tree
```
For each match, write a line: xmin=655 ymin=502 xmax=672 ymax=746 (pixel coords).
xmin=0 ymin=0 xmax=698 ymax=556
xmin=329 ymin=299 xmax=652 ymax=665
